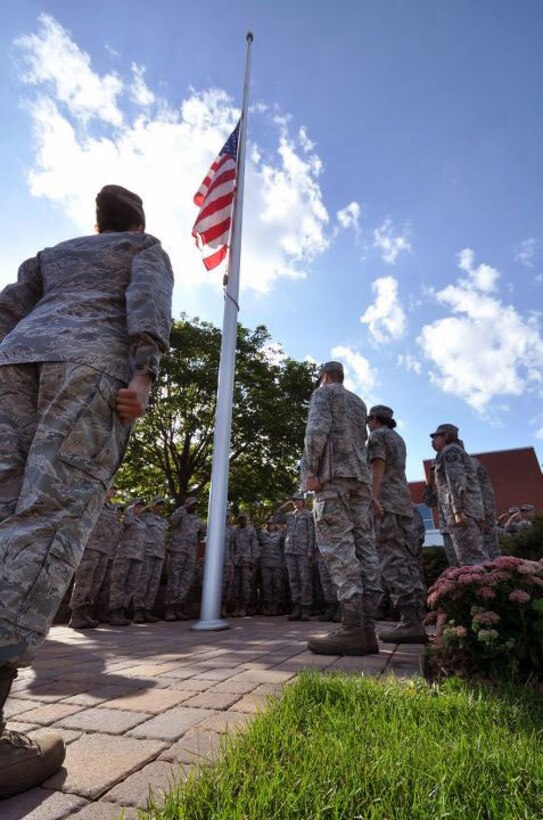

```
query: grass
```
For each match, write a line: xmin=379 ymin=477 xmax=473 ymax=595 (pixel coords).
xmin=141 ymin=672 xmax=543 ymax=820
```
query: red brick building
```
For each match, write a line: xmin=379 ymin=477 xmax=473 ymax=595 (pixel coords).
xmin=409 ymin=446 xmax=543 ymax=530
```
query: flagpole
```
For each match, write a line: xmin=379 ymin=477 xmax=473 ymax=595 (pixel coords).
xmin=193 ymin=32 xmax=254 ymax=631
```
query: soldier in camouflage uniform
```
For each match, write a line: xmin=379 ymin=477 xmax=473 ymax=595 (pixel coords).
xmin=231 ymin=514 xmax=258 ymax=617
xmin=0 ymin=185 xmax=173 ymax=796
xmin=133 ymin=498 xmax=168 ymax=623
xmin=471 ymin=457 xmax=500 ymax=559
xmin=222 ymin=517 xmax=234 ymax=617
xmin=302 ymin=361 xmax=382 ymax=656
xmin=68 ymin=486 xmax=119 ymax=629
xmin=314 ymin=545 xmax=339 ymax=621
xmin=108 ymin=500 xmax=148 ymax=624
xmin=423 ymin=476 xmax=458 ymax=566
xmin=282 ymin=494 xmax=315 ymax=621
xmin=430 ymin=424 xmax=489 ymax=565
xmin=94 ymin=503 xmax=124 ymax=622
xmin=258 ymin=518 xmax=286 ymax=615
xmin=165 ymin=497 xmax=205 ymax=621
xmin=367 ymin=406 xmax=427 ymax=644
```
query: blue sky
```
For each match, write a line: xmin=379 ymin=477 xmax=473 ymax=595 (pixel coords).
xmin=1 ymin=1 xmax=542 ymax=482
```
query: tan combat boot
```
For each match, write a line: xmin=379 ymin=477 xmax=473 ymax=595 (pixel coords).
xmin=307 ymin=595 xmax=379 ymax=656
xmin=378 ymin=605 xmax=428 ymax=645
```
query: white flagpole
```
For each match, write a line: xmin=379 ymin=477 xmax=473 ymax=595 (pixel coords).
xmin=193 ymin=32 xmax=254 ymax=631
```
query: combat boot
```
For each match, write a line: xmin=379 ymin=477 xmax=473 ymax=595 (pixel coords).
xmin=318 ymin=604 xmax=337 ymax=622
xmin=132 ymin=609 xmax=145 ymax=624
xmin=0 ymin=666 xmax=65 ymax=798
xmin=378 ymin=604 xmax=428 ymax=645
xmin=68 ymin=607 xmax=93 ymax=630
xmin=164 ymin=606 xmax=177 ymax=622
xmin=287 ymin=604 xmax=302 ymax=621
xmin=144 ymin=610 xmax=159 ymax=623
xmin=83 ymin=606 xmax=99 ymax=628
xmin=300 ymin=606 xmax=312 ymax=622
xmin=108 ymin=608 xmax=131 ymax=626
xmin=175 ymin=605 xmax=189 ymax=621
xmin=307 ymin=595 xmax=379 ymax=656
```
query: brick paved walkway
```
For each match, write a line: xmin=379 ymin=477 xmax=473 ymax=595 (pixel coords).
xmin=3 ymin=617 xmax=424 ymax=819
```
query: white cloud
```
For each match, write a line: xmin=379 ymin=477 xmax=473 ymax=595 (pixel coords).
xmin=336 ymin=201 xmax=361 ymax=235
xmin=12 ymin=15 xmax=330 ymax=296
xmin=298 ymin=126 xmax=315 ymax=153
xmin=397 ymin=353 xmax=422 ymax=375
xmin=535 ymin=427 xmax=543 ymax=440
xmin=331 ymin=344 xmax=378 ymax=400
xmin=15 ymin=14 xmax=123 ymax=126
xmin=360 ymin=276 xmax=407 ymax=343
xmin=514 ymin=237 xmax=539 ymax=268
xmin=418 ymin=250 xmax=543 ymax=412
xmin=373 ymin=218 xmax=411 ymax=264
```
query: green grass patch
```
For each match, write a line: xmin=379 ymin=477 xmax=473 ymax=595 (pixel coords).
xmin=142 ymin=673 xmax=543 ymax=819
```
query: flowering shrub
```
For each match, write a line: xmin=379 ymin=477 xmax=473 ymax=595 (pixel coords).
xmin=426 ymin=556 xmax=543 ymax=680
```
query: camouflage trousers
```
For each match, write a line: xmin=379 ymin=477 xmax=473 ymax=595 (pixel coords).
xmin=0 ymin=362 xmax=129 ymax=667
xmin=314 ymin=549 xmax=337 ymax=604
xmin=232 ymin=565 xmax=252 ymax=610
xmin=441 ymin=531 xmax=458 ymax=566
xmin=134 ymin=555 xmax=164 ymax=611
xmin=484 ymin=528 xmax=500 ymax=560
xmin=313 ymin=478 xmax=381 ymax=605
xmin=450 ymin=518 xmax=489 ymax=566
xmin=69 ymin=549 xmax=110 ymax=610
xmin=95 ymin=558 xmax=113 ymax=619
xmin=165 ymin=548 xmax=196 ymax=607
xmin=284 ymin=554 xmax=313 ymax=607
xmin=260 ymin=566 xmax=284 ymax=610
xmin=222 ymin=562 xmax=234 ymax=607
xmin=374 ymin=512 xmax=426 ymax=613
xmin=109 ymin=556 xmax=142 ymax=611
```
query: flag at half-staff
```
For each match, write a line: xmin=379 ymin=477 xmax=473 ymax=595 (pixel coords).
xmin=191 ymin=122 xmax=240 ymax=271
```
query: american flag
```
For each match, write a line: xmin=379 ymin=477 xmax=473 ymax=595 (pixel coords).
xmin=192 ymin=122 xmax=240 ymax=271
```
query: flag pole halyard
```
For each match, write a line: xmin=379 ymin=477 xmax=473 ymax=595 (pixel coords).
xmin=192 ymin=33 xmax=254 ymax=631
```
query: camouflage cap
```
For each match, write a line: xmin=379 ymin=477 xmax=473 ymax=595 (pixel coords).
xmin=96 ymin=184 xmax=145 ymax=228
xmin=131 ymin=498 xmax=145 ymax=506
xmin=368 ymin=405 xmax=395 ymax=420
xmin=184 ymin=496 xmax=197 ymax=508
xmin=429 ymin=423 xmax=459 ymax=438
xmin=151 ymin=497 xmax=165 ymax=506
xmin=292 ymin=492 xmax=305 ymax=501
xmin=520 ymin=504 xmax=535 ymax=512
xmin=316 ymin=360 xmax=344 ymax=387
xmin=507 ymin=506 xmax=520 ymax=514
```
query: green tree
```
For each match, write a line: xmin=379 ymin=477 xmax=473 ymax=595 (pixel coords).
xmin=115 ymin=315 xmax=317 ymax=518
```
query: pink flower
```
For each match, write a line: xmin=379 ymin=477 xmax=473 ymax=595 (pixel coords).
xmin=526 ymin=576 xmax=543 ymax=587
xmin=458 ymin=574 xmax=486 ymax=585
xmin=477 ymin=587 xmax=496 ymax=600
xmin=509 ymin=589 xmax=531 ymax=603
xmin=492 ymin=556 xmax=522 ymax=570
xmin=517 ymin=560 xmax=543 ymax=575
xmin=484 ymin=572 xmax=511 ymax=583
xmin=477 ymin=628 xmax=499 ymax=643
xmin=472 ymin=611 xmax=500 ymax=626
xmin=450 ymin=626 xmax=468 ymax=638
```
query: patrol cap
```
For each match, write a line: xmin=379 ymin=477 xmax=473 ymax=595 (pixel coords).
xmin=151 ymin=497 xmax=165 ymax=506
xmin=292 ymin=492 xmax=305 ymax=501
xmin=507 ymin=506 xmax=520 ymax=514
xmin=184 ymin=496 xmax=197 ymax=508
xmin=429 ymin=423 xmax=459 ymax=438
xmin=131 ymin=499 xmax=145 ymax=506
xmin=368 ymin=405 xmax=397 ymax=428
xmin=316 ymin=360 xmax=344 ymax=387
xmin=96 ymin=184 xmax=145 ymax=229
xmin=520 ymin=504 xmax=535 ymax=512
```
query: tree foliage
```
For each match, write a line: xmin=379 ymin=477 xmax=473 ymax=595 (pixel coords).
xmin=116 ymin=315 xmax=317 ymax=516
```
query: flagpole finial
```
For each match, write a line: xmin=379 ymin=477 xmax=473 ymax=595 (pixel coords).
xmin=246 ymin=32 xmax=254 ymax=42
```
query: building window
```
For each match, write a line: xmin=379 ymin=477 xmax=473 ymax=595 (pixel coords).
xmin=416 ymin=503 xmax=435 ymax=530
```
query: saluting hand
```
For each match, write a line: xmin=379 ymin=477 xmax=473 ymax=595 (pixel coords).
xmin=116 ymin=374 xmax=152 ymax=422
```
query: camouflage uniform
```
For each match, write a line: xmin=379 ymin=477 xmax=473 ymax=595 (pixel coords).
xmin=368 ymin=427 xmax=425 ymax=615
xmin=258 ymin=529 xmax=285 ymax=614
xmin=0 ymin=231 xmax=173 ymax=666
xmin=222 ymin=524 xmax=234 ymax=612
xmin=434 ymin=443 xmax=488 ymax=565
xmin=284 ymin=508 xmax=315 ymax=608
xmin=232 ymin=523 xmax=258 ymax=614
xmin=109 ymin=506 xmax=148 ymax=611
xmin=314 ymin=547 xmax=337 ymax=606
xmin=95 ymin=507 xmax=124 ymax=620
xmin=423 ymin=480 xmax=458 ymax=567
xmin=472 ymin=457 xmax=500 ymax=560
xmin=69 ymin=501 xmax=119 ymax=613
xmin=302 ymin=383 xmax=381 ymax=610
xmin=134 ymin=510 xmax=168 ymax=612
xmin=165 ymin=508 xmax=205 ymax=609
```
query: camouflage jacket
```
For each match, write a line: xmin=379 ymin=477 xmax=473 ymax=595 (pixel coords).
xmin=412 ymin=506 xmax=426 ymax=550
xmin=0 ymin=232 xmax=173 ymax=383
xmin=169 ymin=508 xmax=205 ymax=553
xmin=142 ymin=511 xmax=168 ymax=559
xmin=302 ymin=384 xmax=370 ymax=486
xmin=258 ymin=530 xmax=285 ymax=568
xmin=84 ymin=502 xmax=121 ymax=558
xmin=232 ymin=524 xmax=258 ymax=567
xmin=434 ymin=443 xmax=485 ymax=526
xmin=471 ymin=457 xmax=497 ymax=526
xmin=116 ymin=507 xmax=148 ymax=561
xmin=284 ymin=508 xmax=315 ymax=556
xmin=223 ymin=524 xmax=233 ymax=566
xmin=367 ymin=427 xmax=413 ymax=517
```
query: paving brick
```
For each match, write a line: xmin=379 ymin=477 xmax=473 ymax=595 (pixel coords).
xmin=102 ymin=760 xmax=188 ymax=808
xmin=2 ymin=698 xmax=48 ymax=718
xmin=156 ymin=665 xmax=209 ymax=680
xmin=163 ymin=677 xmax=214 ymax=692
xmin=159 ymin=728 xmax=223 ymax=764
xmin=127 ymin=706 xmax=214 ymax=741
xmin=229 ymin=693 xmax=271 ymax=714
xmin=71 ymin=803 xmax=138 ymax=819
xmin=0 ymin=787 xmax=88 ymax=820
xmin=29 ymin=726 xmax=83 ymax=745
xmin=56 ymin=707 xmax=151 ymax=734
xmin=14 ymin=702 xmax=85 ymax=725
xmin=43 ymin=733 xmax=166 ymax=798
xmin=97 ymin=688 xmax=192 ymax=714
xmin=205 ymin=678 xmax=259 ymax=695
xmin=11 ymin=680 xmax=89 ymax=702
xmin=190 ymin=667 xmax=239 ymax=681
xmin=229 ymin=669 xmax=297 ymax=684
xmin=184 ymin=691 xmax=241 ymax=710
xmin=198 ymin=710 xmax=253 ymax=734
